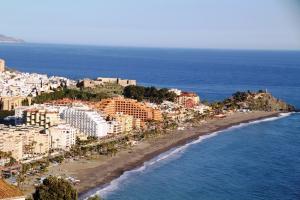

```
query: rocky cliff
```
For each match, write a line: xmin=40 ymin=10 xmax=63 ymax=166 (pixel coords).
xmin=225 ymin=91 xmax=295 ymax=112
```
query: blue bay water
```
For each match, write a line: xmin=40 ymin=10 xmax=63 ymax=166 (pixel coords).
xmin=0 ymin=43 xmax=300 ymax=106
xmin=98 ymin=113 xmax=300 ymax=200
xmin=0 ymin=43 xmax=299 ymax=200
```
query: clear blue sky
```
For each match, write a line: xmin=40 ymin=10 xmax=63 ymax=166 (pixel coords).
xmin=1 ymin=0 xmax=300 ymax=49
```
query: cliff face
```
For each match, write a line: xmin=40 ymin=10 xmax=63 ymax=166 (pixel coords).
xmin=229 ymin=91 xmax=295 ymax=112
xmin=0 ymin=34 xmax=24 ymax=43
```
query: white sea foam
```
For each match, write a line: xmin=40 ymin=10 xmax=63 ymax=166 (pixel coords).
xmin=80 ymin=112 xmax=293 ymax=200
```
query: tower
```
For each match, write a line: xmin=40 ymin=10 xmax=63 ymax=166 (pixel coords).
xmin=0 ymin=59 xmax=5 ymax=72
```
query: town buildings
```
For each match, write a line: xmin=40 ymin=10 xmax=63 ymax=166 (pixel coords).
xmin=24 ymin=108 xmax=61 ymax=128
xmin=47 ymin=124 xmax=76 ymax=150
xmin=114 ymin=113 xmax=133 ymax=132
xmin=0 ymin=96 xmax=30 ymax=111
xmin=0 ymin=123 xmax=77 ymax=161
xmin=0 ymin=59 xmax=76 ymax=100
xmin=0 ymin=59 xmax=5 ymax=73
xmin=61 ymin=105 xmax=109 ymax=138
xmin=0 ymin=126 xmax=49 ymax=160
xmin=92 ymin=97 xmax=163 ymax=123
xmin=175 ymin=92 xmax=200 ymax=108
xmin=108 ymin=121 xmax=122 ymax=134
xmin=14 ymin=104 xmax=64 ymax=127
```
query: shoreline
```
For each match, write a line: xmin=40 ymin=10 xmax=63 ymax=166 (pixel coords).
xmin=66 ymin=111 xmax=283 ymax=198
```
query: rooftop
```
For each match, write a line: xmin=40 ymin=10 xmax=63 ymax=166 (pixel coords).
xmin=0 ymin=179 xmax=24 ymax=199
xmin=180 ymin=92 xmax=198 ymax=97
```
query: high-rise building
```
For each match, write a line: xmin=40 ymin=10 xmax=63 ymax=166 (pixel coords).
xmin=24 ymin=109 xmax=61 ymax=129
xmin=0 ymin=59 xmax=5 ymax=72
xmin=61 ymin=106 xmax=109 ymax=138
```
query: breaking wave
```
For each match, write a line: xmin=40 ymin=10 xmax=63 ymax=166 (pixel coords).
xmin=80 ymin=112 xmax=293 ymax=200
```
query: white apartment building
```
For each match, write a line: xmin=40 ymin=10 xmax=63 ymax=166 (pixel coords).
xmin=61 ymin=106 xmax=109 ymax=138
xmin=108 ymin=121 xmax=122 ymax=134
xmin=48 ymin=124 xmax=76 ymax=150
xmin=14 ymin=104 xmax=66 ymax=127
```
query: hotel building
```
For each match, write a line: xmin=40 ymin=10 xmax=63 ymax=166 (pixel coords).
xmin=24 ymin=108 xmax=61 ymax=128
xmin=92 ymin=97 xmax=163 ymax=122
xmin=61 ymin=105 xmax=109 ymax=138
xmin=48 ymin=124 xmax=76 ymax=150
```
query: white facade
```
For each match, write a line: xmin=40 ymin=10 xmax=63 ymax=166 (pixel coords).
xmin=0 ymin=69 xmax=76 ymax=97
xmin=61 ymin=106 xmax=109 ymax=138
xmin=48 ymin=124 xmax=76 ymax=150
xmin=169 ymin=88 xmax=182 ymax=96
xmin=108 ymin=121 xmax=122 ymax=134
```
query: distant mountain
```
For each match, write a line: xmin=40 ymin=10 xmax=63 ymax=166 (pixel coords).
xmin=0 ymin=34 xmax=24 ymax=43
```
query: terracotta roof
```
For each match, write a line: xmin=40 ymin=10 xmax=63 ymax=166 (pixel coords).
xmin=0 ymin=179 xmax=24 ymax=199
xmin=180 ymin=92 xmax=198 ymax=97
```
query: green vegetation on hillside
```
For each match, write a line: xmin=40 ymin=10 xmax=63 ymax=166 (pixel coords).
xmin=81 ymin=82 xmax=123 ymax=97
xmin=32 ymin=88 xmax=110 ymax=103
xmin=218 ymin=90 xmax=295 ymax=112
xmin=123 ymin=85 xmax=177 ymax=103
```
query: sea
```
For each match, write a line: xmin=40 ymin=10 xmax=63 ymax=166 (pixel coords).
xmin=0 ymin=43 xmax=299 ymax=200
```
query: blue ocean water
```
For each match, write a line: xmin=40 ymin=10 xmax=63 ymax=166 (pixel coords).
xmin=94 ymin=113 xmax=300 ymax=200
xmin=0 ymin=43 xmax=299 ymax=200
xmin=0 ymin=43 xmax=300 ymax=105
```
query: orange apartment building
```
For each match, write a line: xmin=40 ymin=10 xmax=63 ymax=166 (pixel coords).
xmin=92 ymin=97 xmax=162 ymax=122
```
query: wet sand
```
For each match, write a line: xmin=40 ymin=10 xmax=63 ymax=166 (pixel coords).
xmin=46 ymin=111 xmax=280 ymax=197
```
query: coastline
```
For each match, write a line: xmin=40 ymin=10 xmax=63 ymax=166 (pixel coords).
xmin=27 ymin=111 xmax=285 ymax=198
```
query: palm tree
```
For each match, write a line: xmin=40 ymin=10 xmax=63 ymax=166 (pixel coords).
xmin=56 ymin=138 xmax=60 ymax=150
xmin=17 ymin=174 xmax=25 ymax=188
xmin=39 ymin=143 xmax=43 ymax=154
xmin=31 ymin=141 xmax=37 ymax=156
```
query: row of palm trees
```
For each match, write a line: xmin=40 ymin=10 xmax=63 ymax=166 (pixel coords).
xmin=24 ymin=141 xmax=46 ymax=156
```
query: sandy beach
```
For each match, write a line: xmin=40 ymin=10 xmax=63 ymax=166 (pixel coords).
xmin=31 ymin=111 xmax=280 ymax=197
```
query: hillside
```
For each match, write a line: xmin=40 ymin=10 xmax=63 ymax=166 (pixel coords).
xmin=0 ymin=34 xmax=24 ymax=43
xmin=222 ymin=91 xmax=295 ymax=112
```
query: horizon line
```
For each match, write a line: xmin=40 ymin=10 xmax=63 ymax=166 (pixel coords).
xmin=1 ymin=41 xmax=300 ymax=52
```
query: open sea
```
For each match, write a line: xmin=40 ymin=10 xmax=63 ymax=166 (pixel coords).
xmin=0 ymin=43 xmax=300 ymax=200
